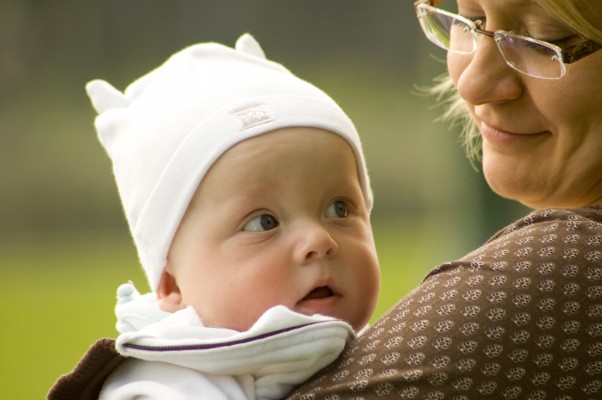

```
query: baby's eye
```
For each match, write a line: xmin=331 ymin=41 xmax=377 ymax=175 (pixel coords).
xmin=325 ymin=200 xmax=349 ymax=219
xmin=243 ymin=214 xmax=279 ymax=232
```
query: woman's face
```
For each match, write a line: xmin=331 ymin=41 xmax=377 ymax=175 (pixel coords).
xmin=448 ymin=0 xmax=602 ymax=208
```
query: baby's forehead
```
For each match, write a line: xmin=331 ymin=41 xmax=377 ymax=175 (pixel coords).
xmin=189 ymin=129 xmax=363 ymax=210
xmin=232 ymin=126 xmax=350 ymax=145
xmin=207 ymin=127 xmax=358 ymax=172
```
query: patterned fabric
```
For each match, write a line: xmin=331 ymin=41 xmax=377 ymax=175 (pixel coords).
xmin=287 ymin=207 xmax=602 ymax=399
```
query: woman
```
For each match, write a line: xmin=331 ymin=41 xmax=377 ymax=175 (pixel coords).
xmin=288 ymin=0 xmax=602 ymax=398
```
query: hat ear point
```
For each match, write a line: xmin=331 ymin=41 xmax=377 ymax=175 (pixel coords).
xmin=86 ymin=79 xmax=129 ymax=114
xmin=235 ymin=33 xmax=266 ymax=59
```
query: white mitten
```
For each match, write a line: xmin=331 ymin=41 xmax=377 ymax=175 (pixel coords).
xmin=115 ymin=282 xmax=171 ymax=333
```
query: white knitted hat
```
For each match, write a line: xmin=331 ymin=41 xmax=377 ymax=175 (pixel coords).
xmin=86 ymin=34 xmax=372 ymax=292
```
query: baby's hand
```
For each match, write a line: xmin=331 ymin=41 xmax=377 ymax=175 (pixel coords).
xmin=117 ymin=282 xmax=141 ymax=304
xmin=115 ymin=282 xmax=171 ymax=333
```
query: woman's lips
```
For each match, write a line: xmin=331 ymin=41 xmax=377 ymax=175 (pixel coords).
xmin=480 ymin=121 xmax=549 ymax=145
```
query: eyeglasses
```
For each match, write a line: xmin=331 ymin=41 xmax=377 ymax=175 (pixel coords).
xmin=414 ymin=0 xmax=602 ymax=79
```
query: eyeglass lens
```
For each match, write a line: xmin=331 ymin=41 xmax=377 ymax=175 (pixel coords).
xmin=421 ymin=10 xmax=475 ymax=53
xmin=495 ymin=34 xmax=565 ymax=78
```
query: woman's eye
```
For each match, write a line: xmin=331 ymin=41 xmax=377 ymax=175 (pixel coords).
xmin=243 ymin=214 xmax=279 ymax=232
xmin=325 ymin=200 xmax=349 ymax=218
xmin=546 ymin=35 xmax=581 ymax=47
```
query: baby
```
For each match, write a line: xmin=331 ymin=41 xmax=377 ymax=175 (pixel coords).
xmin=49 ymin=34 xmax=380 ymax=400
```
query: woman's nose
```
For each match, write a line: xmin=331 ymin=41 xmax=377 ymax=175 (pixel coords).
xmin=450 ymin=36 xmax=523 ymax=106
xmin=295 ymin=222 xmax=339 ymax=263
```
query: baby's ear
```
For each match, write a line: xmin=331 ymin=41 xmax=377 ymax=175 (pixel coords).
xmin=157 ymin=267 xmax=186 ymax=312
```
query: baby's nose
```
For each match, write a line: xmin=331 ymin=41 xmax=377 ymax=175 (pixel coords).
xmin=295 ymin=223 xmax=339 ymax=263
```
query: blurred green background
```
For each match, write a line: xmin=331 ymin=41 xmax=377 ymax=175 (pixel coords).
xmin=0 ymin=1 xmax=527 ymax=398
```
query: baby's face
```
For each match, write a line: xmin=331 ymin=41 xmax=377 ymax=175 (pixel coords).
xmin=162 ymin=127 xmax=380 ymax=332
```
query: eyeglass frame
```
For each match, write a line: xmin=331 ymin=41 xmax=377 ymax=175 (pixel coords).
xmin=414 ymin=0 xmax=602 ymax=79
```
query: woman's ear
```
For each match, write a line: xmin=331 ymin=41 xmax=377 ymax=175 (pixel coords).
xmin=157 ymin=267 xmax=186 ymax=312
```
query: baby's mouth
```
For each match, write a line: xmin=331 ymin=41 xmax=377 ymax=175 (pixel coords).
xmin=302 ymin=286 xmax=334 ymax=301
xmin=296 ymin=285 xmax=340 ymax=316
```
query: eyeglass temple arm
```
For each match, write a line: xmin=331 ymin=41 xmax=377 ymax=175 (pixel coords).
xmin=415 ymin=0 xmax=443 ymax=6
xmin=562 ymin=40 xmax=602 ymax=64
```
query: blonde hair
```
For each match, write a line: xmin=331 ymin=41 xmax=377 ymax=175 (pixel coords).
xmin=428 ymin=0 xmax=602 ymax=162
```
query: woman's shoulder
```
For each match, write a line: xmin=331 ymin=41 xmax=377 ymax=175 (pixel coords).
xmin=457 ymin=206 xmax=602 ymax=263
xmin=489 ymin=206 xmax=602 ymax=242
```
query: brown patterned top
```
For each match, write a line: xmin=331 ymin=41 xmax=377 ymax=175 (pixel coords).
xmin=287 ymin=206 xmax=602 ymax=400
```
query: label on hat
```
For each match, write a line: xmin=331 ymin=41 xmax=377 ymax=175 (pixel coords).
xmin=229 ymin=103 xmax=275 ymax=131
